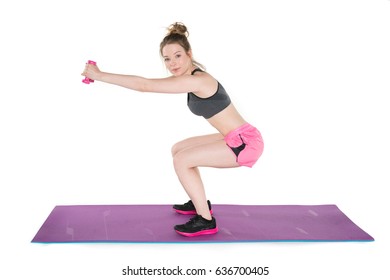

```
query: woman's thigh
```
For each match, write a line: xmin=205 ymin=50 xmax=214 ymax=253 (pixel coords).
xmin=172 ymin=133 xmax=224 ymax=156
xmin=173 ymin=139 xmax=240 ymax=169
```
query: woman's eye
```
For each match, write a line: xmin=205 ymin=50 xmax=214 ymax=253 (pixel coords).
xmin=164 ymin=58 xmax=170 ymax=62
xmin=175 ymin=54 xmax=181 ymax=59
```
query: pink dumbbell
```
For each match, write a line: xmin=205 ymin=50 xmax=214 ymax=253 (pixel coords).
xmin=82 ymin=60 xmax=96 ymax=84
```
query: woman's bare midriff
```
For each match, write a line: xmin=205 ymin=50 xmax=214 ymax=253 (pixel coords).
xmin=207 ymin=103 xmax=248 ymax=136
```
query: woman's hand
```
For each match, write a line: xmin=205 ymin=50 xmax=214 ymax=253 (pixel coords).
xmin=81 ymin=62 xmax=102 ymax=81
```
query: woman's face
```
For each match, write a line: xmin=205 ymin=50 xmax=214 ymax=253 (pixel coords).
xmin=162 ymin=43 xmax=193 ymax=76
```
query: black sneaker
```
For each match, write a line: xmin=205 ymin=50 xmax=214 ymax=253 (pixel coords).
xmin=174 ymin=215 xmax=218 ymax=237
xmin=173 ymin=200 xmax=213 ymax=215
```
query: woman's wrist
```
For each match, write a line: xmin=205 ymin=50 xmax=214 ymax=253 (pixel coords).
xmin=98 ymin=71 xmax=111 ymax=83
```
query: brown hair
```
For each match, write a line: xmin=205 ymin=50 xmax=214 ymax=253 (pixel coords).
xmin=160 ymin=22 xmax=205 ymax=70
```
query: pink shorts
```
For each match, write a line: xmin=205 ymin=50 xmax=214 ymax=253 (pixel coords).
xmin=224 ymin=123 xmax=264 ymax=167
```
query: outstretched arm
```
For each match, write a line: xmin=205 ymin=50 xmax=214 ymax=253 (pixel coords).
xmin=82 ymin=63 xmax=209 ymax=94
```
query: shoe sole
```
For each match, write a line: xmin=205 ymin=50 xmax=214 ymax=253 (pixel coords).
xmin=175 ymin=227 xmax=219 ymax=237
xmin=173 ymin=209 xmax=213 ymax=215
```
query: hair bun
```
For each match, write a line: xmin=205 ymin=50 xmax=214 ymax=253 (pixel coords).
xmin=167 ymin=22 xmax=189 ymax=37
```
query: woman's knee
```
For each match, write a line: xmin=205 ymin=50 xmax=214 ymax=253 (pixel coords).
xmin=171 ymin=138 xmax=192 ymax=157
xmin=172 ymin=149 xmax=194 ymax=172
xmin=171 ymin=141 xmax=183 ymax=157
xmin=172 ymin=152 xmax=184 ymax=173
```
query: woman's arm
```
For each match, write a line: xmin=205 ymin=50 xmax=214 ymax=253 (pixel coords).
xmin=99 ymin=73 xmax=202 ymax=94
xmin=82 ymin=63 xmax=213 ymax=94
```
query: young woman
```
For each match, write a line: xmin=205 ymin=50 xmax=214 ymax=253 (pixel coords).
xmin=81 ymin=22 xmax=264 ymax=237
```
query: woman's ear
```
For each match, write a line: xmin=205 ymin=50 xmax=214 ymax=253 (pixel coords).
xmin=188 ymin=49 xmax=193 ymax=60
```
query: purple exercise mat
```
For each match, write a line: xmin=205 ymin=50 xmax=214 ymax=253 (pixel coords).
xmin=31 ymin=204 xmax=374 ymax=243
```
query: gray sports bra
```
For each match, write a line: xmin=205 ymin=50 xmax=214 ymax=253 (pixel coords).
xmin=187 ymin=68 xmax=231 ymax=119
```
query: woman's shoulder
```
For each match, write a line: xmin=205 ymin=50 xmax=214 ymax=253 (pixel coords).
xmin=189 ymin=71 xmax=218 ymax=97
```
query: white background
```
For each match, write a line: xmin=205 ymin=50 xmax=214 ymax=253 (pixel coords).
xmin=1 ymin=0 xmax=389 ymax=279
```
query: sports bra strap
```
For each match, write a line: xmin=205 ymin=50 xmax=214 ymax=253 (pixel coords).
xmin=191 ymin=68 xmax=203 ymax=75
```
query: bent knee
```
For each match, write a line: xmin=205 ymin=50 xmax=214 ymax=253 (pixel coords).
xmin=171 ymin=142 xmax=181 ymax=157
xmin=171 ymin=138 xmax=190 ymax=157
xmin=172 ymin=150 xmax=194 ymax=171
xmin=172 ymin=153 xmax=184 ymax=172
